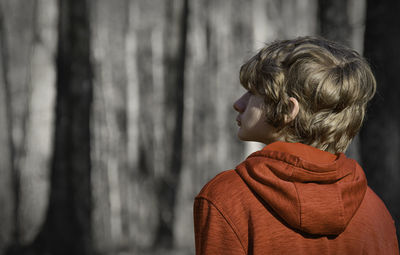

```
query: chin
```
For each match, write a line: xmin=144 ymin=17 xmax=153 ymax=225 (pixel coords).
xmin=237 ymin=131 xmax=248 ymax=141
xmin=237 ymin=131 xmax=271 ymax=144
xmin=237 ymin=132 xmax=256 ymax=142
xmin=237 ymin=136 xmax=249 ymax=141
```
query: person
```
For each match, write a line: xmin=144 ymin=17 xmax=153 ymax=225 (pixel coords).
xmin=193 ymin=36 xmax=399 ymax=255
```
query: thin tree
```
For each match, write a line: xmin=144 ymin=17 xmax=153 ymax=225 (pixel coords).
xmin=155 ymin=0 xmax=189 ymax=248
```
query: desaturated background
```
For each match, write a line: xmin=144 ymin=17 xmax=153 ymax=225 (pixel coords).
xmin=0 ymin=0 xmax=399 ymax=254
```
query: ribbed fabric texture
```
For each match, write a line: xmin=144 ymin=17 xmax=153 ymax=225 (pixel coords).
xmin=194 ymin=141 xmax=399 ymax=254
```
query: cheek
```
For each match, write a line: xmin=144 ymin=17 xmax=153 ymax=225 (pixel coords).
xmin=243 ymin=107 xmax=265 ymax=128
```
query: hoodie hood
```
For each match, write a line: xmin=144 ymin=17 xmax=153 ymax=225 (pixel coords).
xmin=235 ymin=141 xmax=367 ymax=236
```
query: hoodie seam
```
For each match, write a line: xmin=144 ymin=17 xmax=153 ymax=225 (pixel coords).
xmin=335 ymin=182 xmax=346 ymax=233
xmin=252 ymin=155 xmax=337 ymax=175
xmin=292 ymin=182 xmax=302 ymax=229
xmin=247 ymin=154 xmax=337 ymax=174
xmin=286 ymin=162 xmax=303 ymax=229
xmin=195 ymin=196 xmax=247 ymax=255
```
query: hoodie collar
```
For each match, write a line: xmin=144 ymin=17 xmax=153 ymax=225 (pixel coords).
xmin=266 ymin=141 xmax=338 ymax=164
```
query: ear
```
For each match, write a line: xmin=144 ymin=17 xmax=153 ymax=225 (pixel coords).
xmin=285 ymin=97 xmax=299 ymax=123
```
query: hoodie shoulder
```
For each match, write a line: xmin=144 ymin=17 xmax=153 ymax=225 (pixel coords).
xmin=195 ymin=169 xmax=268 ymax=254
xmin=196 ymin=170 xmax=248 ymax=203
xmin=195 ymin=169 xmax=260 ymax=231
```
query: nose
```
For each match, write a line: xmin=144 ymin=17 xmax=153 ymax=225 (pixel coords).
xmin=233 ymin=93 xmax=249 ymax=113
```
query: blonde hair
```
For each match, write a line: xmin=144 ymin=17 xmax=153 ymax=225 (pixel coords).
xmin=240 ymin=36 xmax=376 ymax=153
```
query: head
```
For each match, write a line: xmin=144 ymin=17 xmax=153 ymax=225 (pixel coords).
xmin=233 ymin=36 xmax=376 ymax=153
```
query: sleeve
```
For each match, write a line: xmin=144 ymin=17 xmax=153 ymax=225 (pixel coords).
xmin=193 ymin=197 xmax=245 ymax=255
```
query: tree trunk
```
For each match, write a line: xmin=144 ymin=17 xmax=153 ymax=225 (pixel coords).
xmin=0 ymin=0 xmax=37 ymax=246
xmin=18 ymin=0 xmax=57 ymax=245
xmin=90 ymin=0 xmax=131 ymax=251
xmin=318 ymin=0 xmax=352 ymax=44
xmin=6 ymin=0 xmax=94 ymax=253
xmin=155 ymin=0 xmax=189 ymax=248
xmin=362 ymin=0 xmax=400 ymax=240
xmin=0 ymin=2 xmax=14 ymax=250
xmin=0 ymin=0 xmax=57 ymax=250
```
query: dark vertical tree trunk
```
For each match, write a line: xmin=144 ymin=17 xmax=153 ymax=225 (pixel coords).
xmin=155 ymin=0 xmax=189 ymax=248
xmin=0 ymin=0 xmax=17 ymax=242
xmin=318 ymin=0 xmax=352 ymax=45
xmin=0 ymin=2 xmax=14 ymax=251
xmin=362 ymin=0 xmax=400 ymax=239
xmin=6 ymin=0 xmax=94 ymax=254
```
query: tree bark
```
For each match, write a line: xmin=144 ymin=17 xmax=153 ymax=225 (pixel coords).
xmin=318 ymin=0 xmax=352 ymax=45
xmin=18 ymin=0 xmax=57 ymax=245
xmin=6 ymin=0 xmax=94 ymax=253
xmin=0 ymin=0 xmax=38 ymax=246
xmin=0 ymin=2 xmax=14 ymax=251
xmin=155 ymin=0 xmax=189 ymax=248
xmin=362 ymin=0 xmax=400 ymax=239
xmin=0 ymin=1 xmax=57 ymax=249
xmin=90 ymin=0 xmax=131 ymax=251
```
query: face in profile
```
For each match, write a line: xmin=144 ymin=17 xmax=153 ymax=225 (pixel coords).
xmin=233 ymin=91 xmax=278 ymax=144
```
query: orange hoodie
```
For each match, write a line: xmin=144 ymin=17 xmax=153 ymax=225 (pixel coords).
xmin=194 ymin=141 xmax=399 ymax=254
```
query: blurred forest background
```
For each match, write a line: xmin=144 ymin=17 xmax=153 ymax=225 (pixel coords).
xmin=0 ymin=0 xmax=399 ymax=254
